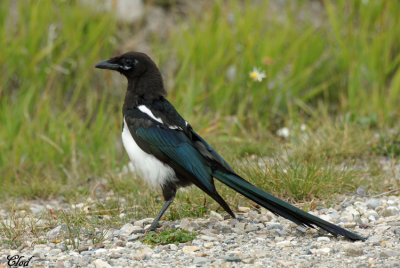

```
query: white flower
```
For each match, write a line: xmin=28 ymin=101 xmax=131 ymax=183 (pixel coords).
xmin=300 ymin=124 xmax=306 ymax=131
xmin=249 ymin=67 xmax=266 ymax=82
xmin=277 ymin=127 xmax=290 ymax=138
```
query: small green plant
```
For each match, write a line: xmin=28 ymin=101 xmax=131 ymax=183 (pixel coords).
xmin=372 ymin=133 xmax=400 ymax=157
xmin=0 ymin=211 xmax=26 ymax=248
xmin=59 ymin=210 xmax=82 ymax=249
xmin=143 ymin=229 xmax=196 ymax=245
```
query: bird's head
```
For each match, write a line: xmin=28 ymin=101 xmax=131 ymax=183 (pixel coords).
xmin=95 ymin=51 xmax=155 ymax=79
xmin=95 ymin=51 xmax=166 ymax=98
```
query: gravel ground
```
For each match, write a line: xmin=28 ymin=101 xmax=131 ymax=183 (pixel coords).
xmin=1 ymin=195 xmax=400 ymax=267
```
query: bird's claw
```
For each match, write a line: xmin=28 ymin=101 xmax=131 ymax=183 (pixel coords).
xmin=237 ymin=216 xmax=245 ymax=222
xmin=144 ymin=222 xmax=159 ymax=234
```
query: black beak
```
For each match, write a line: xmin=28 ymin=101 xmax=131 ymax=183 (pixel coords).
xmin=95 ymin=59 xmax=120 ymax=70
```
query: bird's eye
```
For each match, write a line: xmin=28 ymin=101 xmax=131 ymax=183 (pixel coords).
xmin=121 ymin=58 xmax=138 ymax=70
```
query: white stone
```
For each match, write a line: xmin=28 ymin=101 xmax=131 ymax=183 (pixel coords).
xmin=204 ymin=242 xmax=213 ymax=248
xmin=182 ymin=246 xmax=200 ymax=253
xmin=199 ymin=235 xmax=217 ymax=241
xmin=119 ymin=223 xmax=136 ymax=237
xmin=94 ymin=248 xmax=107 ymax=255
xmin=343 ymin=222 xmax=356 ymax=228
xmin=276 ymin=240 xmax=291 ymax=247
xmin=312 ymin=247 xmax=331 ymax=255
xmin=366 ymin=199 xmax=380 ymax=209
xmin=238 ymin=206 xmax=251 ymax=213
xmin=93 ymin=259 xmax=112 ymax=268
xmin=210 ymin=211 xmax=223 ymax=221
xmin=134 ymin=218 xmax=154 ymax=227
xmin=344 ymin=242 xmax=365 ymax=256
xmin=132 ymin=247 xmax=154 ymax=260
xmin=380 ymin=206 xmax=399 ymax=217
xmin=319 ymin=214 xmax=332 ymax=222
xmin=317 ymin=236 xmax=330 ymax=242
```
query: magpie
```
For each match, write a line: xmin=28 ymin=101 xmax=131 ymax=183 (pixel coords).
xmin=95 ymin=52 xmax=365 ymax=241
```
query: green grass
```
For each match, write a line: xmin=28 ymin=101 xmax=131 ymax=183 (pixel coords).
xmin=1 ymin=1 xmax=400 ymax=249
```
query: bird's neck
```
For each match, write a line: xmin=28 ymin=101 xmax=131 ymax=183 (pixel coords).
xmin=123 ymin=71 xmax=166 ymax=112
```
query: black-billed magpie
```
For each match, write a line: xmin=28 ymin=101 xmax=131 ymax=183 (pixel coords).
xmin=95 ymin=52 xmax=365 ymax=241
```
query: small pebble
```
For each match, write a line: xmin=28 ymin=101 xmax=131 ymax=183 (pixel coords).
xmin=199 ymin=234 xmax=217 ymax=241
xmin=276 ymin=240 xmax=291 ymax=247
xmin=238 ymin=207 xmax=251 ymax=213
xmin=182 ymin=246 xmax=200 ymax=253
xmin=312 ymin=247 xmax=331 ymax=255
xmin=366 ymin=199 xmax=380 ymax=209
xmin=210 ymin=211 xmax=224 ymax=221
xmin=225 ymin=255 xmax=242 ymax=262
xmin=93 ymin=259 xmax=112 ymax=268
xmin=380 ymin=206 xmax=399 ymax=217
xmin=317 ymin=236 xmax=330 ymax=242
xmin=344 ymin=243 xmax=365 ymax=256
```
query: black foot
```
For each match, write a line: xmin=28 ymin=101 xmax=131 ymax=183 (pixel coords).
xmin=145 ymin=221 xmax=161 ymax=234
xmin=237 ymin=216 xmax=245 ymax=222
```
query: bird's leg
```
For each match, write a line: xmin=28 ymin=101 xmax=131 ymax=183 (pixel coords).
xmin=146 ymin=183 xmax=177 ymax=232
xmin=147 ymin=199 xmax=174 ymax=231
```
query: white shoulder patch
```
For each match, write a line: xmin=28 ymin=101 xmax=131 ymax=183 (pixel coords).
xmin=138 ymin=105 xmax=183 ymax=130
xmin=138 ymin=105 xmax=163 ymax=124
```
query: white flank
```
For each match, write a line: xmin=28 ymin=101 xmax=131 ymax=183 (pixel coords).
xmin=122 ymin=117 xmax=176 ymax=188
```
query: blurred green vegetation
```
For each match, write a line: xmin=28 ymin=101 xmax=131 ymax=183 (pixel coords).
xmin=0 ymin=0 xmax=120 ymax=197
xmin=0 ymin=0 xmax=399 ymax=205
xmin=155 ymin=0 xmax=400 ymax=132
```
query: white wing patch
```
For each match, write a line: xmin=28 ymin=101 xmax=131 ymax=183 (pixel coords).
xmin=138 ymin=105 xmax=183 ymax=130
xmin=122 ymin=117 xmax=177 ymax=188
xmin=138 ymin=105 xmax=163 ymax=124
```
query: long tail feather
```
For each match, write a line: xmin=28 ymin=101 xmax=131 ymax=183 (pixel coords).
xmin=213 ymin=170 xmax=365 ymax=241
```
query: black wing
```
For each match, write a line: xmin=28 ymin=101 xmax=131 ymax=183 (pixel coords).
xmin=143 ymin=98 xmax=235 ymax=173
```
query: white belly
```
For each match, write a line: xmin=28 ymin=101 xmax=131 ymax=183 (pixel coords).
xmin=121 ymin=118 xmax=176 ymax=188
